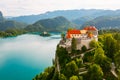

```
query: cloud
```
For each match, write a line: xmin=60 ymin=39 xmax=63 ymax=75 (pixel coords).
xmin=0 ymin=0 xmax=120 ymax=16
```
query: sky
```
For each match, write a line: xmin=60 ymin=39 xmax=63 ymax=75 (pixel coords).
xmin=0 ymin=0 xmax=120 ymax=16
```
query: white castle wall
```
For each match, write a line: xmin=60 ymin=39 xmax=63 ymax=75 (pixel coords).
xmin=59 ymin=29 xmax=98 ymax=51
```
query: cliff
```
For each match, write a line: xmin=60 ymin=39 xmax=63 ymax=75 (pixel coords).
xmin=33 ymin=32 xmax=120 ymax=80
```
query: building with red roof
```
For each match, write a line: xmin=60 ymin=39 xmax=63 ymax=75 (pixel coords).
xmin=66 ymin=26 xmax=98 ymax=39
xmin=59 ymin=26 xmax=98 ymax=51
xmin=66 ymin=29 xmax=81 ymax=38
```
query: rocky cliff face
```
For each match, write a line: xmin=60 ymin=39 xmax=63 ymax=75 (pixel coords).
xmin=0 ymin=11 xmax=4 ymax=22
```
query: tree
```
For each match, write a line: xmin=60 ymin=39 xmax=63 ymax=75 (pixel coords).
xmin=89 ymin=40 xmax=99 ymax=48
xmin=83 ymin=50 xmax=95 ymax=63
xmin=94 ymin=48 xmax=105 ymax=63
xmin=33 ymin=66 xmax=55 ymax=80
xmin=94 ymin=48 xmax=111 ymax=72
xmin=98 ymin=35 xmax=104 ymax=46
xmin=78 ymin=76 xmax=83 ymax=80
xmin=81 ymin=45 xmax=87 ymax=52
xmin=71 ymin=38 xmax=77 ymax=53
xmin=88 ymin=64 xmax=104 ymax=80
xmin=114 ymin=51 xmax=120 ymax=68
xmin=104 ymin=34 xmax=117 ymax=60
xmin=56 ymin=47 xmax=70 ymax=68
xmin=114 ymin=33 xmax=120 ymax=41
xmin=75 ymin=58 xmax=83 ymax=68
xmin=52 ymin=71 xmax=59 ymax=80
xmin=118 ymin=69 xmax=120 ymax=80
xmin=61 ymin=33 xmax=65 ymax=40
xmin=113 ymin=33 xmax=120 ymax=54
xmin=64 ymin=61 xmax=78 ymax=78
xmin=59 ymin=74 xmax=67 ymax=80
xmin=69 ymin=76 xmax=79 ymax=80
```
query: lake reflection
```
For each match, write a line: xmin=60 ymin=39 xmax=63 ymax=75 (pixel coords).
xmin=0 ymin=34 xmax=60 ymax=80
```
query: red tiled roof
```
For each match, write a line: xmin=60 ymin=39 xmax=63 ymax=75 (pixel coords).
xmin=84 ymin=26 xmax=97 ymax=31
xmin=66 ymin=33 xmax=71 ymax=38
xmin=67 ymin=29 xmax=81 ymax=34
xmin=66 ymin=29 xmax=81 ymax=38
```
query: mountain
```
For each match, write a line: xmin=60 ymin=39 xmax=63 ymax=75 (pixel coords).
xmin=9 ymin=9 xmax=120 ymax=24
xmin=82 ymin=16 xmax=120 ymax=29
xmin=0 ymin=11 xmax=27 ymax=31
xmin=0 ymin=20 xmax=27 ymax=31
xmin=0 ymin=11 xmax=4 ymax=22
xmin=72 ymin=16 xmax=93 ymax=26
xmin=25 ymin=16 xmax=76 ymax=32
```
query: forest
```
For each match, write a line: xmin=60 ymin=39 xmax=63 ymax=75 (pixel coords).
xmin=0 ymin=29 xmax=26 ymax=37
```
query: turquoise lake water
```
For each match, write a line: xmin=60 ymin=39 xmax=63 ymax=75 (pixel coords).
xmin=0 ymin=34 xmax=60 ymax=80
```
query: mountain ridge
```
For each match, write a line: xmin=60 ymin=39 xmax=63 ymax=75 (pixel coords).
xmin=0 ymin=11 xmax=5 ymax=22
xmin=0 ymin=11 xmax=27 ymax=31
xmin=9 ymin=9 xmax=120 ymax=24
xmin=25 ymin=16 xmax=76 ymax=32
xmin=82 ymin=15 xmax=120 ymax=29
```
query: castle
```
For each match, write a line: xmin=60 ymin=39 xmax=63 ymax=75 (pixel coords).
xmin=59 ymin=26 xmax=98 ymax=51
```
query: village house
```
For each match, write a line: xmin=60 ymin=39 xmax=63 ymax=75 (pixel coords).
xmin=59 ymin=26 xmax=98 ymax=51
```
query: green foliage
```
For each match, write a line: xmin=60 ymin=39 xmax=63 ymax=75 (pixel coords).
xmin=87 ymin=64 xmax=104 ymax=80
xmin=83 ymin=50 xmax=95 ymax=62
xmin=61 ymin=33 xmax=65 ymax=40
xmin=89 ymin=40 xmax=99 ymax=48
xmin=103 ymin=34 xmax=117 ymax=60
xmin=0 ymin=29 xmax=26 ymax=37
xmin=64 ymin=61 xmax=78 ymax=78
xmin=25 ymin=16 xmax=75 ymax=32
xmin=81 ymin=45 xmax=87 ymax=52
xmin=94 ymin=48 xmax=111 ymax=72
xmin=99 ymin=29 xmax=120 ymax=35
xmin=59 ymin=74 xmax=67 ymax=80
xmin=94 ymin=48 xmax=105 ymax=62
xmin=25 ymin=24 xmax=43 ymax=32
xmin=118 ymin=69 xmax=120 ymax=80
xmin=33 ymin=66 xmax=55 ymax=80
xmin=0 ymin=20 xmax=27 ymax=31
xmin=34 ymin=31 xmax=120 ymax=80
xmin=104 ymin=72 xmax=117 ymax=80
xmin=114 ymin=33 xmax=120 ymax=41
xmin=78 ymin=76 xmax=83 ymax=80
xmin=113 ymin=33 xmax=120 ymax=51
xmin=98 ymin=36 xmax=104 ymax=44
xmin=75 ymin=58 xmax=83 ymax=68
xmin=56 ymin=47 xmax=70 ymax=68
xmin=69 ymin=75 xmax=79 ymax=80
xmin=52 ymin=71 xmax=59 ymax=80
xmin=71 ymin=38 xmax=77 ymax=53
xmin=114 ymin=51 xmax=120 ymax=68
xmin=82 ymin=16 xmax=120 ymax=29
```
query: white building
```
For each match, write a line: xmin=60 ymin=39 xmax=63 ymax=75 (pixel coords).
xmin=59 ymin=26 xmax=98 ymax=51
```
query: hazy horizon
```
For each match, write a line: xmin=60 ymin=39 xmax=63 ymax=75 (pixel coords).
xmin=0 ymin=0 xmax=120 ymax=17
xmin=3 ymin=9 xmax=120 ymax=17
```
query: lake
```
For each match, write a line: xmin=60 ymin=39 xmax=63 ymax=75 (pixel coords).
xmin=0 ymin=34 xmax=60 ymax=80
